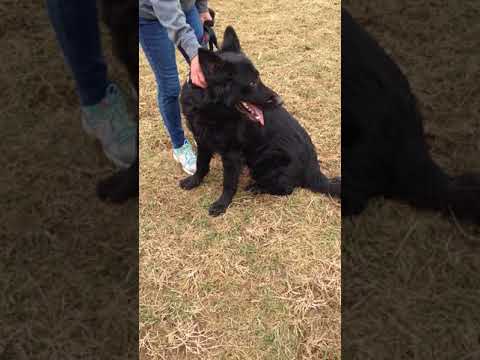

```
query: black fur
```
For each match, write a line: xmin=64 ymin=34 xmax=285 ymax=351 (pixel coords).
xmin=98 ymin=0 xmax=138 ymax=90
xmin=342 ymin=8 xmax=480 ymax=224
xmin=180 ymin=26 xmax=340 ymax=216
xmin=96 ymin=0 xmax=139 ymax=203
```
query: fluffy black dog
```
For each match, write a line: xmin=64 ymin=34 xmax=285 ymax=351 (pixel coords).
xmin=180 ymin=26 xmax=340 ymax=216
xmin=96 ymin=0 xmax=139 ymax=203
xmin=342 ymin=8 xmax=480 ymax=223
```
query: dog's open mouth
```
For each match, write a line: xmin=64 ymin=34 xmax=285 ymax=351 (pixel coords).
xmin=236 ymin=101 xmax=264 ymax=126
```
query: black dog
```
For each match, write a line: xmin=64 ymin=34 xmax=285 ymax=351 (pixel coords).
xmin=342 ymin=8 xmax=480 ymax=223
xmin=179 ymin=26 xmax=340 ymax=216
xmin=96 ymin=0 xmax=139 ymax=203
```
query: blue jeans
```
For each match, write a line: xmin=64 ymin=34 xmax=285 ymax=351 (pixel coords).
xmin=139 ymin=7 xmax=203 ymax=149
xmin=46 ymin=0 xmax=109 ymax=106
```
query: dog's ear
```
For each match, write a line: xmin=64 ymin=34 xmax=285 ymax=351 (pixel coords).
xmin=221 ymin=26 xmax=241 ymax=52
xmin=198 ymin=48 xmax=226 ymax=75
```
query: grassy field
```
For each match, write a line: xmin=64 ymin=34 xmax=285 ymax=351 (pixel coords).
xmin=343 ymin=2 xmax=480 ymax=358
xmin=139 ymin=0 xmax=341 ymax=358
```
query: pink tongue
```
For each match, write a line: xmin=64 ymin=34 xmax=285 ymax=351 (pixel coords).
xmin=246 ymin=102 xmax=264 ymax=126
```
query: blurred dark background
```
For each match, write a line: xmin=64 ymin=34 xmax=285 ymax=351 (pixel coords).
xmin=342 ymin=1 xmax=480 ymax=359
xmin=0 ymin=2 xmax=138 ymax=358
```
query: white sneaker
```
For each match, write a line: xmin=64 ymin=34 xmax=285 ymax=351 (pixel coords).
xmin=81 ymin=83 xmax=137 ymax=168
xmin=173 ymin=139 xmax=197 ymax=175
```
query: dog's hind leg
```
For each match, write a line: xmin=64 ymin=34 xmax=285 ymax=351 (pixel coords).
xmin=247 ymin=175 xmax=294 ymax=196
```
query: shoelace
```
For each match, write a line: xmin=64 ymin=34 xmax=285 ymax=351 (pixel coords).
xmin=181 ymin=142 xmax=196 ymax=166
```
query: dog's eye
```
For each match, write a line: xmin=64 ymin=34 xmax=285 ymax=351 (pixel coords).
xmin=249 ymin=81 xmax=256 ymax=88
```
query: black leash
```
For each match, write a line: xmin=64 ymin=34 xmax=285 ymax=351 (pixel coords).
xmin=183 ymin=8 xmax=218 ymax=84
xmin=203 ymin=8 xmax=218 ymax=51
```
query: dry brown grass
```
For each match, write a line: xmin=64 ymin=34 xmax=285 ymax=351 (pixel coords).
xmin=140 ymin=0 xmax=341 ymax=358
xmin=1 ymin=2 xmax=137 ymax=359
xmin=343 ymin=1 xmax=480 ymax=358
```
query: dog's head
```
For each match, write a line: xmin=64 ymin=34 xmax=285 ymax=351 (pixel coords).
xmin=198 ymin=26 xmax=283 ymax=126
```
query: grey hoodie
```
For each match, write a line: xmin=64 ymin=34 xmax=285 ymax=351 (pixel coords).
xmin=139 ymin=0 xmax=208 ymax=61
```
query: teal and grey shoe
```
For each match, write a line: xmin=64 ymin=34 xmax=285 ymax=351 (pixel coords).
xmin=81 ymin=83 xmax=137 ymax=168
xmin=173 ymin=139 xmax=197 ymax=175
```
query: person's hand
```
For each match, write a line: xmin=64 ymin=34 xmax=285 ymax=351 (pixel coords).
xmin=190 ymin=55 xmax=207 ymax=88
xmin=199 ymin=11 xmax=212 ymax=25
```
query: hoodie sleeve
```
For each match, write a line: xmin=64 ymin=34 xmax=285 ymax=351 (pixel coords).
xmin=150 ymin=0 xmax=200 ymax=61
xmin=195 ymin=0 xmax=209 ymax=14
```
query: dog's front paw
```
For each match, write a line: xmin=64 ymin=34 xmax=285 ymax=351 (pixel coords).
xmin=179 ymin=175 xmax=201 ymax=190
xmin=208 ymin=201 xmax=228 ymax=217
xmin=97 ymin=168 xmax=138 ymax=203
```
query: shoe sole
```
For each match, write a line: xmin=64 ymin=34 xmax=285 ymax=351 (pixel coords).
xmin=104 ymin=148 xmax=131 ymax=169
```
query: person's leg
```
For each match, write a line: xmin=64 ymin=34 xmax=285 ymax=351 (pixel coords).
xmin=139 ymin=17 xmax=197 ymax=174
xmin=46 ymin=0 xmax=108 ymax=106
xmin=46 ymin=0 xmax=137 ymax=168
xmin=139 ymin=17 xmax=198 ymax=174
xmin=139 ymin=18 xmax=186 ymax=149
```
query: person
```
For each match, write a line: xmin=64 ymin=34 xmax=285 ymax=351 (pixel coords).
xmin=139 ymin=0 xmax=211 ymax=175
xmin=46 ymin=0 xmax=137 ymax=169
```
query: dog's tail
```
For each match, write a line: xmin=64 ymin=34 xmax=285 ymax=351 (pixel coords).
xmin=394 ymin=153 xmax=480 ymax=224
xmin=307 ymin=168 xmax=341 ymax=198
